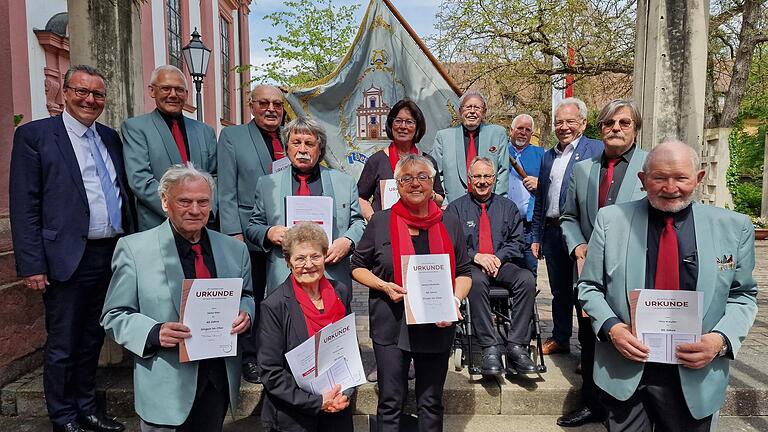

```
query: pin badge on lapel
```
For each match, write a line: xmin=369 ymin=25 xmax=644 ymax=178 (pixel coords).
xmin=716 ymin=254 xmax=735 ymax=271
xmin=489 ymin=146 xmax=497 ymax=153
xmin=466 ymin=221 xmax=476 ymax=228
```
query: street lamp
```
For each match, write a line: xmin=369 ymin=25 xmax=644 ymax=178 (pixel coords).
xmin=182 ymin=28 xmax=211 ymax=122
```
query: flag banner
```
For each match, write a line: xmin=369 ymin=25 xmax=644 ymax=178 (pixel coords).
xmin=284 ymin=0 xmax=461 ymax=178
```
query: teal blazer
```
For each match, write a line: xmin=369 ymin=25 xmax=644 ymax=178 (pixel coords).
xmin=560 ymin=148 xmax=648 ymax=255
xmin=101 ymin=220 xmax=255 ymax=426
xmin=122 ymin=110 xmax=218 ymax=231
xmin=218 ymin=122 xmax=280 ymax=250
xmin=578 ymin=200 xmax=758 ymax=419
xmin=244 ymin=166 xmax=365 ymax=293
xmin=430 ymin=123 xmax=509 ymax=204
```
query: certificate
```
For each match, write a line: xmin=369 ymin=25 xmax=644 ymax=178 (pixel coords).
xmin=401 ymin=254 xmax=457 ymax=324
xmin=284 ymin=313 xmax=366 ymax=395
xmin=285 ymin=195 xmax=333 ymax=244
xmin=179 ymin=278 xmax=243 ymax=363
xmin=271 ymin=157 xmax=292 ymax=174
xmin=379 ymin=179 xmax=400 ymax=210
xmin=629 ymin=290 xmax=703 ymax=364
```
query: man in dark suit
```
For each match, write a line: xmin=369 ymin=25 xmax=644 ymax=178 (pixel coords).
xmin=446 ymin=157 xmax=537 ymax=376
xmin=10 ymin=65 xmax=133 ymax=432
xmin=530 ymin=97 xmax=604 ymax=355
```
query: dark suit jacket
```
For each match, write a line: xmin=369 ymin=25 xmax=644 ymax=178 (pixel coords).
xmin=258 ymin=278 xmax=354 ymax=432
xmin=531 ymin=136 xmax=604 ymax=243
xmin=10 ymin=115 xmax=135 ymax=281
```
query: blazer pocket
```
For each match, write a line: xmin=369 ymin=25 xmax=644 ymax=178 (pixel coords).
xmin=42 ymin=228 xmax=58 ymax=241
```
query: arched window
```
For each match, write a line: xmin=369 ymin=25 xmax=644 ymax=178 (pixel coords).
xmin=369 ymin=97 xmax=376 ymax=108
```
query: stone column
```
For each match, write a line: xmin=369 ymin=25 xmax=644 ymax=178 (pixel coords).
xmin=632 ymin=0 xmax=709 ymax=152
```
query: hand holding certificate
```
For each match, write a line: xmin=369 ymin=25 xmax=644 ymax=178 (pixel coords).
xmin=401 ymin=254 xmax=458 ymax=325
xmin=285 ymin=196 xmax=334 ymax=244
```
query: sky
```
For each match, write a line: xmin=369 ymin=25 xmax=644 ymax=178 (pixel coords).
xmin=247 ymin=0 xmax=442 ymax=69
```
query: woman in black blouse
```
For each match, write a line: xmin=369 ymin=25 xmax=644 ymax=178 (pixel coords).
xmin=357 ymin=99 xmax=445 ymax=221
xmin=351 ymin=154 xmax=472 ymax=432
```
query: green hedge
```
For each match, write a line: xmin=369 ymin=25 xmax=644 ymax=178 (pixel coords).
xmin=726 ymin=124 xmax=765 ymax=217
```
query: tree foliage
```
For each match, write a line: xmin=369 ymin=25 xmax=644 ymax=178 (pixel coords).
xmin=256 ymin=0 xmax=359 ymax=87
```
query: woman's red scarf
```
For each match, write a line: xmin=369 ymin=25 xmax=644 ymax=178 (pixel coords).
xmin=389 ymin=200 xmax=456 ymax=289
xmin=388 ymin=142 xmax=419 ymax=173
xmin=291 ymin=275 xmax=346 ymax=337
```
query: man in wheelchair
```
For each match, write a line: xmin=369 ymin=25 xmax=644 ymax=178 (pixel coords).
xmin=446 ymin=157 xmax=537 ymax=376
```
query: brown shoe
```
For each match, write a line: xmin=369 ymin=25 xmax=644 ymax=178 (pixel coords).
xmin=541 ymin=338 xmax=570 ymax=355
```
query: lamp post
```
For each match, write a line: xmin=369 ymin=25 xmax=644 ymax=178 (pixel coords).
xmin=181 ymin=28 xmax=211 ymax=122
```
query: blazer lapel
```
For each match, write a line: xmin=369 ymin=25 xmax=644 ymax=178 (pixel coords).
xmin=158 ymin=220 xmax=185 ymax=316
xmin=248 ymin=122 xmax=273 ymax=175
xmin=53 ymin=117 xmax=88 ymax=206
xmin=284 ymin=284 xmax=310 ymax=343
xmin=151 ymin=110 xmax=182 ymax=163
xmin=185 ymin=119 xmax=205 ymax=168
xmin=454 ymin=127 xmax=468 ymax=187
xmin=625 ymin=200 xmax=648 ymax=299
xmin=616 ymin=150 xmax=644 ymax=203
xmin=320 ymin=169 xmax=338 ymax=238
xmin=209 ymin=230 xmax=233 ymax=278
xmin=586 ymin=160 xmax=601 ymax=223
xmin=693 ymin=204 xmax=716 ymax=315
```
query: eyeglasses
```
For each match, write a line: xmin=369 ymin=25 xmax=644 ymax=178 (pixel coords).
xmin=393 ymin=118 xmax=416 ymax=127
xmin=152 ymin=85 xmax=188 ymax=96
xmin=397 ymin=174 xmax=432 ymax=185
xmin=288 ymin=140 xmax=318 ymax=149
xmin=461 ymin=104 xmax=484 ymax=112
xmin=601 ymin=118 xmax=634 ymax=129
xmin=65 ymin=86 xmax=106 ymax=101
xmin=255 ymin=100 xmax=284 ymax=110
xmin=469 ymin=174 xmax=496 ymax=181
xmin=554 ymin=119 xmax=583 ymax=128
xmin=175 ymin=198 xmax=210 ymax=209
xmin=291 ymin=254 xmax=324 ymax=267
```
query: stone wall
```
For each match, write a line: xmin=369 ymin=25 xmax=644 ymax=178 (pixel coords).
xmin=700 ymin=128 xmax=735 ymax=209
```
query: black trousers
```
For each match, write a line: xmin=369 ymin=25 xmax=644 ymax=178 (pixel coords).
xmin=42 ymin=239 xmax=116 ymax=425
xmin=468 ymin=263 xmax=536 ymax=348
xmin=241 ymin=250 xmax=267 ymax=363
xmin=575 ymin=302 xmax=604 ymax=414
xmin=602 ymin=363 xmax=714 ymax=432
xmin=373 ymin=343 xmax=450 ymax=432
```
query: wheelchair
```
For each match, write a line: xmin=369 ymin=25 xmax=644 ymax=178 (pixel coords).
xmin=452 ymin=287 xmax=547 ymax=376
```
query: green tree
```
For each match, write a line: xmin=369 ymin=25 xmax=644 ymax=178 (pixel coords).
xmin=257 ymin=0 xmax=360 ymax=87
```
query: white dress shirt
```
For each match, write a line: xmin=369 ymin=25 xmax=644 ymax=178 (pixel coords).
xmin=62 ymin=111 xmax=123 ymax=239
xmin=545 ymin=135 xmax=582 ymax=218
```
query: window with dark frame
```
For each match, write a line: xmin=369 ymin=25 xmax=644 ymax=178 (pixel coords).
xmin=220 ymin=15 xmax=232 ymax=121
xmin=167 ymin=0 xmax=183 ymax=70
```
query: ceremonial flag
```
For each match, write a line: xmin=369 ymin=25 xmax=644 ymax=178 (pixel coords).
xmin=284 ymin=0 xmax=461 ymax=178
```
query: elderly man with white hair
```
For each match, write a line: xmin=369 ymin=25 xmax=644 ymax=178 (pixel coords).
xmin=122 ymin=65 xmax=218 ymax=231
xmin=102 ymin=163 xmax=254 ymax=432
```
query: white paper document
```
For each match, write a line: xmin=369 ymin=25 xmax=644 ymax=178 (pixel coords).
xmin=630 ymin=290 xmax=703 ymax=364
xmin=401 ymin=254 xmax=458 ymax=325
xmin=284 ymin=313 xmax=366 ymax=395
xmin=271 ymin=157 xmax=292 ymax=174
xmin=379 ymin=179 xmax=400 ymax=210
xmin=285 ymin=195 xmax=333 ymax=244
xmin=179 ymin=278 xmax=243 ymax=363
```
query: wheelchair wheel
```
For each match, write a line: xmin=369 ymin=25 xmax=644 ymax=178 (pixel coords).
xmin=453 ymin=348 xmax=463 ymax=371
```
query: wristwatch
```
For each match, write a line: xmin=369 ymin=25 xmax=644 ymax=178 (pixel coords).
xmin=716 ymin=333 xmax=728 ymax=357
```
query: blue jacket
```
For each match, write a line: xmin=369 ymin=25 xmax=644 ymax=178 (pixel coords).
xmin=508 ymin=142 xmax=545 ymax=221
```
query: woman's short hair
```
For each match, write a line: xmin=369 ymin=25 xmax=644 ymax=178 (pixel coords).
xmin=282 ymin=222 xmax=329 ymax=260
xmin=393 ymin=154 xmax=436 ymax=179
xmin=281 ymin=117 xmax=328 ymax=161
xmin=385 ymin=99 xmax=426 ymax=144
xmin=157 ymin=162 xmax=215 ymax=198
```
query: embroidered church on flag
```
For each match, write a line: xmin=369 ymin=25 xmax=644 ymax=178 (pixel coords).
xmin=284 ymin=0 xmax=462 ymax=178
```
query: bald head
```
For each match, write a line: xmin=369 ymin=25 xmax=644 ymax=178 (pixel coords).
xmin=642 ymin=139 xmax=700 ymax=173
xmin=638 ymin=139 xmax=704 ymax=213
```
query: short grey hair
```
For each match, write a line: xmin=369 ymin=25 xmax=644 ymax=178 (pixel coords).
xmin=394 ymin=154 xmax=436 ymax=179
xmin=248 ymin=84 xmax=282 ymax=102
xmin=64 ymin=65 xmax=106 ymax=88
xmin=282 ymin=222 xmax=330 ymax=260
xmin=468 ymin=156 xmax=496 ymax=174
xmin=555 ymin=97 xmax=588 ymax=120
xmin=510 ymin=114 xmax=535 ymax=132
xmin=150 ymin=65 xmax=187 ymax=88
xmin=642 ymin=138 xmax=700 ymax=173
xmin=459 ymin=90 xmax=488 ymax=111
xmin=282 ymin=117 xmax=327 ymax=161
xmin=596 ymin=99 xmax=642 ymax=131
xmin=158 ymin=163 xmax=215 ymax=198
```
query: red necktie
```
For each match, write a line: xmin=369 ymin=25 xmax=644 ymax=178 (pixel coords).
xmin=478 ymin=202 xmax=494 ymax=254
xmin=655 ymin=217 xmax=679 ymax=290
xmin=598 ymin=158 xmax=619 ymax=208
xmin=191 ymin=244 xmax=211 ymax=279
xmin=297 ymin=174 xmax=311 ymax=196
xmin=171 ymin=118 xmax=189 ymax=163
xmin=269 ymin=131 xmax=284 ymax=160
xmin=466 ymin=131 xmax=477 ymax=192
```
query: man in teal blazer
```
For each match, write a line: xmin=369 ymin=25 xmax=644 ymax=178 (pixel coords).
xmin=578 ymin=140 xmax=757 ymax=431
xmin=245 ymin=117 xmax=365 ymax=293
xmin=101 ymin=165 xmax=254 ymax=431
xmin=558 ymin=100 xmax=647 ymax=428
xmin=430 ymin=91 xmax=508 ymax=204
xmin=122 ymin=65 xmax=218 ymax=231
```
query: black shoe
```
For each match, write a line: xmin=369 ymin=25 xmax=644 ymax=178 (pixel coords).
xmin=480 ymin=346 xmax=503 ymax=376
xmin=243 ymin=361 xmax=262 ymax=384
xmin=506 ymin=344 xmax=537 ymax=375
xmin=52 ymin=422 xmax=85 ymax=432
xmin=556 ymin=406 xmax=605 ymax=427
xmin=77 ymin=413 xmax=125 ymax=432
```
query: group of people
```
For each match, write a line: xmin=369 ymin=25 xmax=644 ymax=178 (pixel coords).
xmin=9 ymin=62 xmax=757 ymax=432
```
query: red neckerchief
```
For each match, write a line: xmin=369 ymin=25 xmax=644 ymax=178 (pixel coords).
xmin=389 ymin=200 xmax=456 ymax=288
xmin=291 ymin=275 xmax=346 ymax=337
xmin=388 ymin=142 xmax=419 ymax=173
